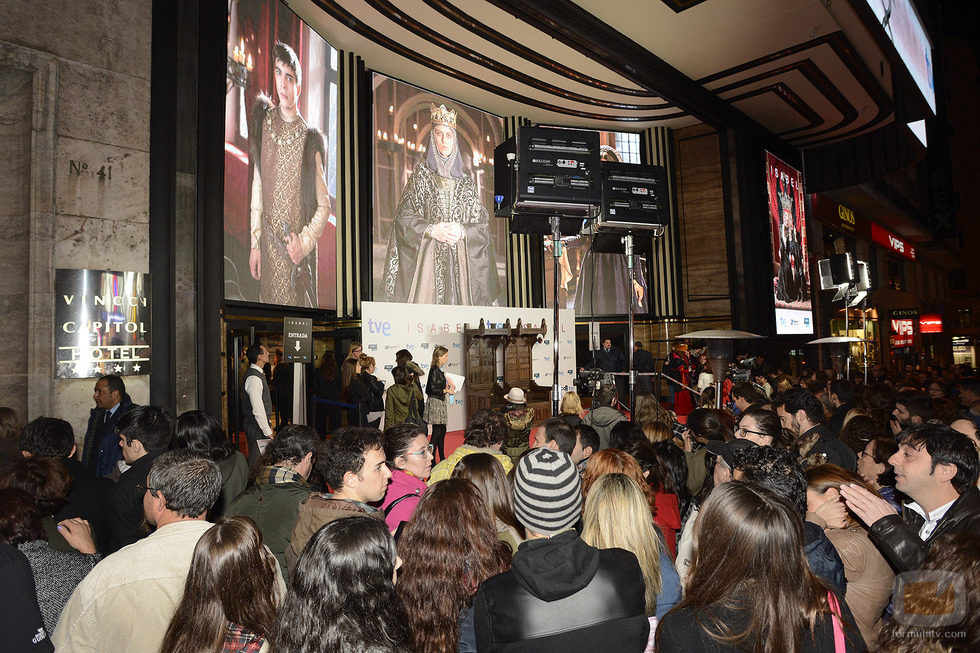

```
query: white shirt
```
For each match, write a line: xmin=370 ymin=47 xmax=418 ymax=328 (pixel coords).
xmin=906 ymin=498 xmax=956 ymax=540
xmin=244 ymin=364 xmax=273 ymax=437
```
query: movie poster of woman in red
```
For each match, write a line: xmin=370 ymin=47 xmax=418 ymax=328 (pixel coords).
xmin=766 ymin=152 xmax=813 ymax=335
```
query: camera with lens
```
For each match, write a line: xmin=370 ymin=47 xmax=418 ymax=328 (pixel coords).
xmin=728 ymin=356 xmax=757 ymax=383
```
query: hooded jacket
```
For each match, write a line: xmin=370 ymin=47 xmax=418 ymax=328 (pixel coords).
xmin=473 ymin=530 xmax=648 ymax=652
xmin=583 ymin=405 xmax=626 ymax=450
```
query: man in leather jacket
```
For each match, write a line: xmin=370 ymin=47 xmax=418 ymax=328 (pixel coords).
xmin=841 ymin=423 xmax=980 ymax=572
xmin=473 ymin=448 xmax=648 ymax=652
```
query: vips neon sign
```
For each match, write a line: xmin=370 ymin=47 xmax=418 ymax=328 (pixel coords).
xmin=890 ymin=309 xmax=918 ymax=348
xmin=872 ymin=223 xmax=916 ymax=261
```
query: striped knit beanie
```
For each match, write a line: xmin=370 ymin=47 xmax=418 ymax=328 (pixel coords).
xmin=513 ymin=448 xmax=582 ymax=535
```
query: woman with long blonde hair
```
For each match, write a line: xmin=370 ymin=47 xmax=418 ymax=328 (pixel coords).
xmin=559 ymin=391 xmax=584 ymax=427
xmin=582 ymin=474 xmax=663 ymax=618
xmin=581 ymin=451 xmax=682 ymax=618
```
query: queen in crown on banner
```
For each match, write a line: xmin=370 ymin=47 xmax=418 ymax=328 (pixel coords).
xmin=381 ymin=103 xmax=500 ymax=306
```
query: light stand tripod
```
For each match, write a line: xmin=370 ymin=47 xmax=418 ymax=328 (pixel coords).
xmin=549 ymin=216 xmax=563 ymax=416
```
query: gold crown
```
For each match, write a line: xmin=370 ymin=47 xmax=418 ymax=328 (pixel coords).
xmin=430 ymin=103 xmax=457 ymax=128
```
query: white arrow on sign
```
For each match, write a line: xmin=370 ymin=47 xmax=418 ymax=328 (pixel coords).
xmin=294 ymin=340 xmax=301 ymax=352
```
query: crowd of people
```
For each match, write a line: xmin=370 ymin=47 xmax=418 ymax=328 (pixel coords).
xmin=1 ymin=356 xmax=978 ymax=652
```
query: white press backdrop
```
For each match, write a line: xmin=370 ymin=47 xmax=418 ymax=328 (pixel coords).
xmin=361 ymin=302 xmax=576 ymax=431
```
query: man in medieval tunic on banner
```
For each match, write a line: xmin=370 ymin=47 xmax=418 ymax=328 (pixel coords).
xmin=381 ymin=103 xmax=500 ymax=306
xmin=248 ymin=42 xmax=330 ymax=307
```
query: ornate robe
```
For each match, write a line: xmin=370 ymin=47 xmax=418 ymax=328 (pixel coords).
xmin=249 ymin=101 xmax=329 ymax=307
xmin=382 ymin=162 xmax=499 ymax=306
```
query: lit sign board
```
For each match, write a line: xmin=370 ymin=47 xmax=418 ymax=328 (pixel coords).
xmin=890 ymin=309 xmax=918 ymax=348
xmin=766 ymin=152 xmax=813 ymax=335
xmin=919 ymin=314 xmax=943 ymax=334
xmin=55 ymin=269 xmax=150 ymax=378
xmin=863 ymin=0 xmax=935 ymax=114
xmin=871 ymin=223 xmax=916 ymax=261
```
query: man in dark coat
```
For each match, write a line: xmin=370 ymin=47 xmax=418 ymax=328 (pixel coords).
xmin=105 ymin=406 xmax=174 ymax=553
xmin=80 ymin=375 xmax=136 ymax=478
xmin=474 ymin=448 xmax=649 ymax=652
xmin=841 ymin=423 xmax=980 ymax=572
xmin=585 ymin=338 xmax=627 ymax=400
xmin=774 ymin=387 xmax=857 ymax=471
xmin=632 ymin=341 xmax=656 ymax=395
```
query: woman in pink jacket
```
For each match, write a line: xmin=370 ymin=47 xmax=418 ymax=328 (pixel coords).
xmin=380 ymin=423 xmax=433 ymax=533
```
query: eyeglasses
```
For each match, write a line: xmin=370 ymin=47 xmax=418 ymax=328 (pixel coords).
xmin=135 ymin=482 xmax=158 ymax=495
xmin=404 ymin=444 xmax=435 ymax=457
xmin=736 ymin=426 xmax=769 ymax=438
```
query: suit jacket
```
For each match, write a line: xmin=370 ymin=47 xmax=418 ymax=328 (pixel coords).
xmin=105 ymin=451 xmax=164 ymax=553
xmin=81 ymin=394 xmax=136 ymax=477
xmin=587 ymin=347 xmax=626 ymax=373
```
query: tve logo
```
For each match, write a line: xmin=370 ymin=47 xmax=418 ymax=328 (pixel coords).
xmin=366 ymin=319 xmax=391 ymax=336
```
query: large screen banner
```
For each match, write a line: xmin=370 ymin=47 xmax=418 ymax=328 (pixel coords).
xmin=766 ymin=152 xmax=813 ymax=335
xmin=372 ymin=74 xmax=507 ymax=307
xmin=223 ymin=0 xmax=339 ymax=309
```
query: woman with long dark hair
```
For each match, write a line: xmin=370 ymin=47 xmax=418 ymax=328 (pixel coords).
xmin=175 ymin=410 xmax=248 ymax=517
xmin=452 ymin=452 xmax=525 ymax=553
xmin=622 ymin=440 xmax=684 ymax=559
xmin=312 ymin=352 xmax=342 ymax=435
xmin=348 ymin=355 xmax=385 ymax=427
xmin=734 ymin=407 xmax=793 ymax=448
xmin=424 ymin=345 xmax=455 ymax=462
xmin=270 ymin=516 xmax=410 ymax=653
xmin=340 ymin=358 xmax=361 ymax=426
xmin=658 ymin=482 xmax=864 ymax=652
xmin=0 ymin=488 xmax=99 ymax=635
xmin=397 ymin=478 xmax=511 ymax=653
xmin=380 ymin=422 xmax=433 ymax=533
xmin=161 ymin=516 xmax=281 ymax=653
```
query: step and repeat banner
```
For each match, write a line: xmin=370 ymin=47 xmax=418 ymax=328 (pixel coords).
xmin=361 ymin=302 xmax=575 ymax=432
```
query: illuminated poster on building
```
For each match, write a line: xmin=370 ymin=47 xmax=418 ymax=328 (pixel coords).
xmin=766 ymin=152 xmax=813 ymax=334
xmin=55 ymin=270 xmax=150 ymax=379
xmin=890 ymin=309 xmax=918 ymax=347
xmin=223 ymin=0 xmax=339 ymax=310
xmin=372 ymin=74 xmax=506 ymax=307
xmin=919 ymin=314 xmax=943 ymax=334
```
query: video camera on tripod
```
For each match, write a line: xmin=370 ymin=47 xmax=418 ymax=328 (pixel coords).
xmin=729 ymin=357 xmax=759 ymax=383
xmin=575 ymin=368 xmax=615 ymax=397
